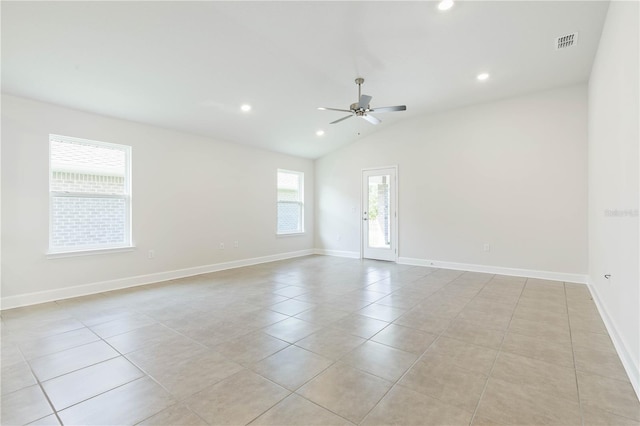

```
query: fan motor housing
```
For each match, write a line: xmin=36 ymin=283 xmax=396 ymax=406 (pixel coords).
xmin=350 ymin=102 xmax=369 ymax=114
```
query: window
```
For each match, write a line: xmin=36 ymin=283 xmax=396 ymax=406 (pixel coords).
xmin=49 ymin=135 xmax=131 ymax=253
xmin=277 ymin=169 xmax=304 ymax=235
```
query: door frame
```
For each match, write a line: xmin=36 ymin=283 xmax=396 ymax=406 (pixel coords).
xmin=361 ymin=165 xmax=399 ymax=262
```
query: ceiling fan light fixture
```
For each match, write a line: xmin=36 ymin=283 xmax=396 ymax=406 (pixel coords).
xmin=476 ymin=72 xmax=490 ymax=81
xmin=318 ymin=77 xmax=406 ymax=126
xmin=316 ymin=130 xmax=325 ymax=136
xmin=438 ymin=0 xmax=454 ymax=11
xmin=240 ymin=104 xmax=252 ymax=112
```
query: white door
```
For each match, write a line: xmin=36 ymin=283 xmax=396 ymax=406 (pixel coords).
xmin=362 ymin=167 xmax=397 ymax=261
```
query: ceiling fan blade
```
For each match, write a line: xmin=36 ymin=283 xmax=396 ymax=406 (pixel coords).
xmin=369 ymin=105 xmax=407 ymax=113
xmin=358 ymin=94 xmax=372 ymax=109
xmin=330 ymin=115 xmax=354 ymax=124
xmin=361 ymin=114 xmax=381 ymax=125
xmin=318 ymin=107 xmax=353 ymax=113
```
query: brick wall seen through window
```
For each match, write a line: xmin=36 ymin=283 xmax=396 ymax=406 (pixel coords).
xmin=49 ymin=135 xmax=131 ymax=252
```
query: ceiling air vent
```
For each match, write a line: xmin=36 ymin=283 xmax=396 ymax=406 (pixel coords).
xmin=556 ymin=32 xmax=578 ymax=50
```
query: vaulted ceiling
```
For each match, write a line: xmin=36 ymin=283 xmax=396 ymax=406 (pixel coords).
xmin=2 ymin=1 xmax=609 ymax=159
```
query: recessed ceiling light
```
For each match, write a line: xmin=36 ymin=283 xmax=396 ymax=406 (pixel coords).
xmin=240 ymin=104 xmax=252 ymax=112
xmin=476 ymin=73 xmax=490 ymax=81
xmin=316 ymin=130 xmax=325 ymax=136
xmin=438 ymin=0 xmax=454 ymax=11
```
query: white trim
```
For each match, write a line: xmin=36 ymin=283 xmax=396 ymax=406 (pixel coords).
xmin=361 ymin=165 xmax=398 ymax=172
xmin=276 ymin=232 xmax=306 ymax=238
xmin=50 ymin=192 xmax=127 ymax=199
xmin=313 ymin=249 xmax=361 ymax=259
xmin=1 ymin=249 xmax=314 ymax=310
xmin=587 ymin=279 xmax=640 ymax=400
xmin=397 ymin=257 xmax=588 ymax=284
xmin=47 ymin=246 xmax=136 ymax=259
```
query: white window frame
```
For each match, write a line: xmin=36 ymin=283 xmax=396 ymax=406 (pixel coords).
xmin=48 ymin=134 xmax=132 ymax=255
xmin=277 ymin=169 xmax=304 ymax=235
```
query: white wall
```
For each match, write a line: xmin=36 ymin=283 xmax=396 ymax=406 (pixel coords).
xmin=1 ymin=94 xmax=314 ymax=307
xmin=316 ymin=85 xmax=588 ymax=280
xmin=588 ymin=1 xmax=639 ymax=397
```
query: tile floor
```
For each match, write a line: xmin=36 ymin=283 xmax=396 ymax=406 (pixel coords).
xmin=1 ymin=255 xmax=639 ymax=425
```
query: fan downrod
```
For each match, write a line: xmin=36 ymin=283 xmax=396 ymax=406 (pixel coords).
xmin=355 ymin=78 xmax=365 ymax=102
xmin=353 ymin=78 xmax=367 ymax=114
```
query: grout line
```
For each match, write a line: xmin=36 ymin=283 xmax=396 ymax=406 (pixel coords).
xmin=18 ymin=331 xmax=158 ymax=424
xmin=565 ymin=281 xmax=586 ymax=426
xmin=15 ymin=345 xmax=65 ymax=426
xmin=359 ymin=272 xmax=497 ymax=425
xmin=132 ymin=401 xmax=209 ymax=426
xmin=287 ymin=267 xmax=443 ymax=424
xmin=59 ymin=375 xmax=146 ymax=408
xmin=238 ymin=357 xmax=339 ymax=425
xmin=468 ymin=275 xmax=525 ymax=426
xmin=34 ymin=380 xmax=64 ymax=426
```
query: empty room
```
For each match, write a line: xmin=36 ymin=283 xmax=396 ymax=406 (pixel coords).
xmin=1 ymin=1 xmax=638 ymax=425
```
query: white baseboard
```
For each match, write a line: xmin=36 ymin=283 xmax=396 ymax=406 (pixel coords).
xmin=313 ymin=248 xmax=361 ymax=259
xmin=587 ymin=280 xmax=640 ymax=401
xmin=0 ymin=251 xmax=589 ymax=310
xmin=0 ymin=249 xmax=315 ymax=310
xmin=397 ymin=257 xmax=588 ymax=284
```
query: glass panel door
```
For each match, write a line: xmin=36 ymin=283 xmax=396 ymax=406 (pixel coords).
xmin=362 ymin=167 xmax=397 ymax=261
xmin=367 ymin=174 xmax=391 ymax=249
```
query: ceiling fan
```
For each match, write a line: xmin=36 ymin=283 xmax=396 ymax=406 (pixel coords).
xmin=318 ymin=77 xmax=406 ymax=125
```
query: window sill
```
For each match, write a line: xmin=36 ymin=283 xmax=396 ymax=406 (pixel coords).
xmin=47 ymin=246 xmax=136 ymax=259
xmin=276 ymin=232 xmax=306 ymax=238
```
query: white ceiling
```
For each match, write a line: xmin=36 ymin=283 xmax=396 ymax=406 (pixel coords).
xmin=1 ymin=1 xmax=609 ymax=159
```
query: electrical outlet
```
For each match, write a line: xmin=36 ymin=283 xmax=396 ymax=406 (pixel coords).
xmin=483 ymin=243 xmax=491 ymax=252
xmin=234 ymin=241 xmax=239 ymax=248
xmin=148 ymin=250 xmax=155 ymax=259
xmin=219 ymin=242 xmax=225 ymax=250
